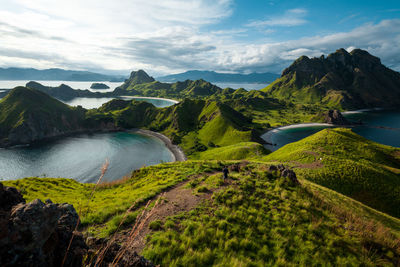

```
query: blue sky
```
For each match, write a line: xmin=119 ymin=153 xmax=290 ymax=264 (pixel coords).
xmin=0 ymin=0 xmax=399 ymax=75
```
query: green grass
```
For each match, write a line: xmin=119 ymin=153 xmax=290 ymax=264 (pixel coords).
xmin=263 ymin=128 xmax=400 ymax=218
xmin=4 ymin=160 xmax=400 ymax=265
xmin=142 ymin=164 xmax=400 ymax=266
xmin=192 ymin=142 xmax=268 ymax=160
xmin=3 ymin=161 xmax=226 ymax=237
xmin=0 ymin=86 xmax=86 ymax=141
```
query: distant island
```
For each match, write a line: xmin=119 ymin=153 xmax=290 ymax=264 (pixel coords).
xmin=157 ymin=70 xmax=279 ymax=84
xmin=0 ymin=67 xmax=125 ymax=82
xmin=90 ymin=83 xmax=110 ymax=89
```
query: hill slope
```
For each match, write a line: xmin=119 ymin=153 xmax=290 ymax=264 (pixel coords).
xmin=0 ymin=87 xmax=86 ymax=146
xmin=98 ymin=98 xmax=260 ymax=157
xmin=4 ymin=161 xmax=400 ymax=266
xmin=0 ymin=86 xmax=118 ymax=146
xmin=262 ymin=48 xmax=400 ymax=109
xmin=115 ymin=70 xmax=222 ymax=98
xmin=264 ymin=128 xmax=400 ymax=218
xmin=26 ymin=81 xmax=115 ymax=100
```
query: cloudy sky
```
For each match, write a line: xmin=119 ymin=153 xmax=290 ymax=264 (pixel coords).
xmin=0 ymin=0 xmax=399 ymax=76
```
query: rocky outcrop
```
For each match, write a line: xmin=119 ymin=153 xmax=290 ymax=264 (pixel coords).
xmin=0 ymin=182 xmax=25 ymax=211
xmin=264 ymin=48 xmax=400 ymax=109
xmin=268 ymin=165 xmax=300 ymax=185
xmin=322 ymin=110 xmax=350 ymax=125
xmin=0 ymin=183 xmax=87 ymax=266
xmin=117 ymin=70 xmax=155 ymax=92
xmin=86 ymin=238 xmax=155 ymax=267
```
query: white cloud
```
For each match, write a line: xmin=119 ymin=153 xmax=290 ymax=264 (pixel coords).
xmin=0 ymin=0 xmax=233 ymax=73
xmin=246 ymin=8 xmax=308 ymax=28
xmin=0 ymin=0 xmax=399 ymax=76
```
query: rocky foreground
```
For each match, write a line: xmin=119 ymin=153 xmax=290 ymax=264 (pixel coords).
xmin=0 ymin=182 xmax=154 ymax=267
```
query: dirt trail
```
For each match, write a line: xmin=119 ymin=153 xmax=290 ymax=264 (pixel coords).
xmin=113 ymin=171 xmax=235 ymax=254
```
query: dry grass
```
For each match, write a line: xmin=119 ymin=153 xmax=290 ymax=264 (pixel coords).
xmin=61 ymin=159 xmax=109 ymax=267
xmin=111 ymin=193 xmax=165 ymax=266
xmin=308 ymin=186 xmax=400 ymax=263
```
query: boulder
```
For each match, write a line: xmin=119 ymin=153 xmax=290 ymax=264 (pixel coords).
xmin=268 ymin=165 xmax=278 ymax=172
xmin=281 ymin=169 xmax=300 ymax=185
xmin=0 ymin=182 xmax=25 ymax=211
xmin=0 ymin=183 xmax=87 ymax=267
xmin=323 ymin=110 xmax=350 ymax=125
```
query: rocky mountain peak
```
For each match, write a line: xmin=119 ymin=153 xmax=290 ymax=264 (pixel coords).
xmin=128 ymin=70 xmax=155 ymax=85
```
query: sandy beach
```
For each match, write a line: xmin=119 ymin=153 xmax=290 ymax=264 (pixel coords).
xmin=132 ymin=129 xmax=187 ymax=162
xmin=120 ymin=96 xmax=179 ymax=104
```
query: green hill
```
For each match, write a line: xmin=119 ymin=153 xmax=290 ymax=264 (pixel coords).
xmin=4 ymin=161 xmax=400 ymax=266
xmin=262 ymin=48 xmax=400 ymax=109
xmin=0 ymin=86 xmax=89 ymax=146
xmin=263 ymin=128 xmax=400 ymax=218
xmin=115 ymin=70 xmax=222 ymax=98
xmin=26 ymin=81 xmax=115 ymax=100
xmin=97 ymin=98 xmax=262 ymax=157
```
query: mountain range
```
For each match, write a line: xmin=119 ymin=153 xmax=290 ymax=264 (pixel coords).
xmin=0 ymin=67 xmax=125 ymax=82
xmin=157 ymin=70 xmax=279 ymax=84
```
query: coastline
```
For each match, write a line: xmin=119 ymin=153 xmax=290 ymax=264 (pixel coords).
xmin=131 ymin=129 xmax=187 ymax=162
xmin=120 ymin=95 xmax=179 ymax=104
xmin=260 ymin=123 xmax=336 ymax=145
xmin=342 ymin=107 xmax=384 ymax=115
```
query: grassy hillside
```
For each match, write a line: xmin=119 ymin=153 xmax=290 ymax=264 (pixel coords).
xmin=0 ymin=86 xmax=87 ymax=145
xmin=117 ymin=78 xmax=222 ymax=98
xmin=94 ymin=98 xmax=263 ymax=158
xmin=4 ymin=161 xmax=400 ymax=266
xmin=191 ymin=142 xmax=267 ymax=160
xmin=209 ymin=89 xmax=325 ymax=126
xmin=263 ymin=128 xmax=400 ymax=218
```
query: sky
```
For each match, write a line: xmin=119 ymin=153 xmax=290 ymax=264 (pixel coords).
xmin=0 ymin=0 xmax=399 ymax=76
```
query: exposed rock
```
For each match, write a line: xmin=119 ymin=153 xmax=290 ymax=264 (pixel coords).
xmin=268 ymin=165 xmax=278 ymax=172
xmin=281 ymin=169 xmax=300 ymax=185
xmin=86 ymin=238 xmax=155 ymax=267
xmin=0 ymin=183 xmax=87 ymax=267
xmin=323 ymin=110 xmax=350 ymax=125
xmin=0 ymin=182 xmax=25 ymax=211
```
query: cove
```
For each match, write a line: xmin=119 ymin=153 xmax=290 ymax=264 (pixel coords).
xmin=0 ymin=132 xmax=174 ymax=183
xmin=262 ymin=110 xmax=400 ymax=151
xmin=63 ymin=96 xmax=178 ymax=109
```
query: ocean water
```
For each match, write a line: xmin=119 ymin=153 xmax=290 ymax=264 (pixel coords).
xmin=63 ymin=96 xmax=177 ymax=109
xmin=0 ymin=132 xmax=174 ymax=183
xmin=213 ymin=82 xmax=269 ymax=90
xmin=262 ymin=110 xmax=400 ymax=151
xmin=0 ymin=80 xmax=121 ymax=92
xmin=0 ymin=80 xmax=178 ymax=108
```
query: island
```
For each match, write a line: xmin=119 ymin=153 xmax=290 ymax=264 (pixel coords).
xmin=90 ymin=83 xmax=110 ymax=89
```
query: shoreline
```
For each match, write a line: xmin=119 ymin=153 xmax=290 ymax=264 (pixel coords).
xmin=342 ymin=107 xmax=384 ymax=115
xmin=131 ymin=129 xmax=187 ymax=162
xmin=120 ymin=95 xmax=179 ymax=104
xmin=260 ymin=123 xmax=337 ymax=148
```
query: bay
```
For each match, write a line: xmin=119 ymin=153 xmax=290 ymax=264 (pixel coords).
xmin=262 ymin=110 xmax=400 ymax=151
xmin=0 ymin=132 xmax=174 ymax=183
